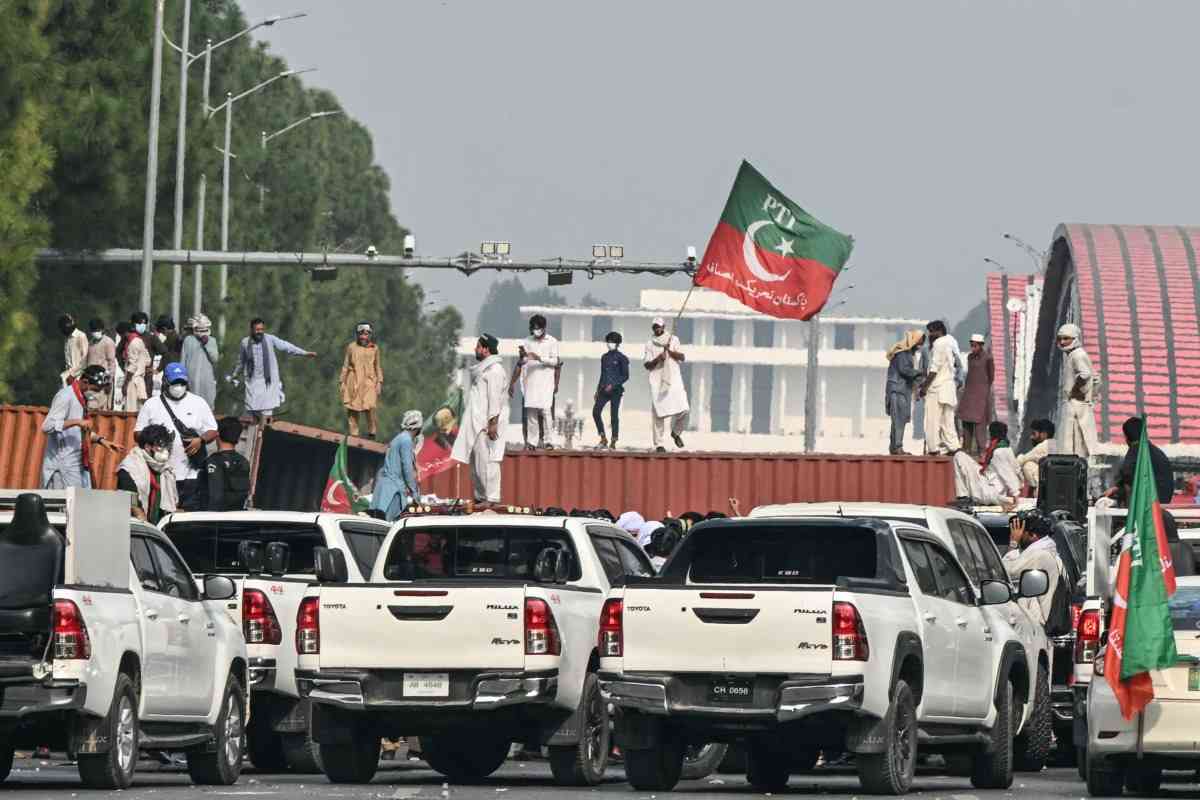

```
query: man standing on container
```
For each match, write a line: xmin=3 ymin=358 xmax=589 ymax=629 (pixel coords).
xmin=41 ymin=365 xmax=119 ymax=489
xmin=959 ymin=334 xmax=995 ymax=456
xmin=59 ymin=313 xmax=89 ymax=386
xmin=593 ymin=331 xmax=629 ymax=449
xmin=85 ymin=319 xmax=117 ymax=410
xmin=233 ymin=318 xmax=318 ymax=423
xmin=452 ymin=334 xmax=509 ymax=507
xmin=885 ymin=330 xmax=924 ymax=455
xmin=643 ymin=317 xmax=688 ymax=453
xmin=1055 ymin=323 xmax=1098 ymax=459
xmin=509 ymin=314 xmax=559 ymax=450
xmin=918 ymin=320 xmax=962 ymax=455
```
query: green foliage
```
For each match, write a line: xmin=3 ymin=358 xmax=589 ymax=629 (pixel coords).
xmin=951 ymin=299 xmax=989 ymax=347
xmin=3 ymin=0 xmax=462 ymax=431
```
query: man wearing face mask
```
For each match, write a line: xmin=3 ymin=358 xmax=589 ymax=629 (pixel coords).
xmin=58 ymin=313 xmax=89 ymax=387
xmin=84 ymin=319 xmax=117 ymax=410
xmin=593 ymin=331 xmax=629 ymax=449
xmin=509 ymin=314 xmax=560 ymax=450
xmin=117 ymin=425 xmax=178 ymax=523
xmin=41 ymin=365 xmax=119 ymax=489
xmin=340 ymin=322 xmax=384 ymax=438
xmin=643 ymin=317 xmax=689 ymax=452
xmin=232 ymin=318 xmax=318 ymax=422
xmin=452 ymin=334 xmax=510 ymax=506
xmin=135 ymin=362 xmax=218 ymax=511
xmin=181 ymin=315 xmax=219 ymax=408
xmin=121 ymin=317 xmax=152 ymax=412
xmin=130 ymin=310 xmax=163 ymax=399
xmin=1055 ymin=323 xmax=1098 ymax=459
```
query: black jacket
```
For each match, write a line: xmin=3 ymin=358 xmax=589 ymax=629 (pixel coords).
xmin=201 ymin=450 xmax=251 ymax=511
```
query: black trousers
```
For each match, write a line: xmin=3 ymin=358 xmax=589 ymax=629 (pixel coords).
xmin=593 ymin=393 xmax=621 ymax=441
xmin=176 ymin=478 xmax=202 ymax=511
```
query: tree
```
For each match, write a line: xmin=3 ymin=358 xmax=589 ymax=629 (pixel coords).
xmin=476 ymin=277 xmax=567 ymax=339
xmin=951 ymin=300 xmax=989 ymax=347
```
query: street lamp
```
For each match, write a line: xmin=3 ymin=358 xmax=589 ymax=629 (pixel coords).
xmin=1002 ymin=232 xmax=1047 ymax=274
xmin=983 ymin=256 xmax=1011 ymax=272
xmin=259 ymin=110 xmax=343 ymax=208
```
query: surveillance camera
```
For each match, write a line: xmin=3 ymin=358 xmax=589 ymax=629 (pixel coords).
xmin=686 ymin=245 xmax=697 ymax=264
xmin=403 ymin=234 xmax=415 ymax=258
xmin=365 ymin=245 xmax=378 ymax=259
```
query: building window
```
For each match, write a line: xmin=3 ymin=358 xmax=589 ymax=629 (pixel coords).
xmin=675 ymin=318 xmax=694 ymax=345
xmin=679 ymin=363 xmax=694 ymax=429
xmin=591 ymin=315 xmax=614 ymax=342
xmin=713 ymin=319 xmax=734 ymax=347
xmin=710 ymin=364 xmax=733 ymax=433
xmin=753 ymin=320 xmax=774 ymax=348
xmin=833 ymin=324 xmax=856 ymax=350
xmin=751 ymin=365 xmax=773 ymax=434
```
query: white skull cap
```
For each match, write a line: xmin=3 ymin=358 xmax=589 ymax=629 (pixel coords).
xmin=652 ymin=316 xmax=666 ymax=328
xmin=1057 ymin=323 xmax=1080 ymax=340
xmin=402 ymin=410 xmax=424 ymax=430
xmin=970 ymin=334 xmax=986 ymax=344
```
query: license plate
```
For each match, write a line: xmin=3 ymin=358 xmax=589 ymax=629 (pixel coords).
xmin=1189 ymin=666 xmax=1200 ymax=691
xmin=709 ymin=678 xmax=753 ymax=704
xmin=403 ymin=672 xmax=449 ymax=698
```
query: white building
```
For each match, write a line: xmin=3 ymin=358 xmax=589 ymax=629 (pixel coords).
xmin=457 ymin=289 xmax=927 ymax=454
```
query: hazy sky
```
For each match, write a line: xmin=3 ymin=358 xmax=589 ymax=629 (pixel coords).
xmin=245 ymin=0 xmax=1200 ymax=329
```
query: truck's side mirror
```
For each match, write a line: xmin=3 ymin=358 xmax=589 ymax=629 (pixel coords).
xmin=315 ymin=547 xmax=349 ymax=584
xmin=203 ymin=575 xmax=237 ymax=601
xmin=554 ymin=550 xmax=573 ymax=584
xmin=978 ymin=579 xmax=1012 ymax=606
xmin=238 ymin=541 xmax=265 ymax=574
xmin=265 ymin=542 xmax=290 ymax=576
xmin=1018 ymin=569 xmax=1050 ymax=599
xmin=533 ymin=548 xmax=562 ymax=584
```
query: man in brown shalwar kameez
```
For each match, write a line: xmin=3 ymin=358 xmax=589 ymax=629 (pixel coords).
xmin=340 ymin=322 xmax=384 ymax=438
xmin=958 ymin=333 xmax=995 ymax=456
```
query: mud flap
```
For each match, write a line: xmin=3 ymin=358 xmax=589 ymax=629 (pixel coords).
xmin=542 ymin=706 xmax=581 ymax=747
xmin=73 ymin=714 xmax=111 ymax=755
xmin=845 ymin=715 xmax=889 ymax=754
xmin=612 ymin=711 xmax=662 ymax=750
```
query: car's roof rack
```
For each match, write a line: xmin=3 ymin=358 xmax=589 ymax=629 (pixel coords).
xmin=0 ymin=490 xmax=69 ymax=513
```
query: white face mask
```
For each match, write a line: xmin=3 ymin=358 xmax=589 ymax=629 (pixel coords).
xmin=152 ymin=448 xmax=170 ymax=464
xmin=531 ymin=328 xmax=545 ymax=339
xmin=134 ymin=323 xmax=147 ymax=335
xmin=607 ymin=342 xmax=618 ymax=351
xmin=167 ymin=384 xmax=187 ymax=400
xmin=91 ymin=332 xmax=103 ymax=342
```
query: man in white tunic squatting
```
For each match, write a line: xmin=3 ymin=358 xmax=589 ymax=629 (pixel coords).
xmin=452 ymin=334 xmax=510 ymax=506
xmin=643 ymin=317 xmax=689 ymax=453
xmin=509 ymin=314 xmax=560 ymax=450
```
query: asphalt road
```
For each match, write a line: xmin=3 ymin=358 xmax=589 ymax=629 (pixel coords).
xmin=0 ymin=757 xmax=1183 ymax=800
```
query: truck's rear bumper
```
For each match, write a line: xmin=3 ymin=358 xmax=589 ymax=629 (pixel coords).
xmin=247 ymin=657 xmax=278 ymax=690
xmin=598 ymin=673 xmax=864 ymax=723
xmin=0 ymin=679 xmax=86 ymax=720
xmin=296 ymin=669 xmax=558 ymax=712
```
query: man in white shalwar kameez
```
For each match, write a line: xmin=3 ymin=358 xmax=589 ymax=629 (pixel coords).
xmin=508 ymin=314 xmax=560 ymax=450
xmin=1055 ymin=323 xmax=1098 ymax=460
xmin=452 ymin=334 xmax=510 ymax=505
xmin=643 ymin=317 xmax=689 ymax=452
xmin=953 ymin=421 xmax=1022 ymax=505
xmin=231 ymin=318 xmax=317 ymax=421
xmin=919 ymin=320 xmax=962 ymax=455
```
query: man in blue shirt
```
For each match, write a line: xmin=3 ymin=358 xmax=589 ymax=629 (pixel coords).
xmin=593 ymin=331 xmax=629 ymax=449
xmin=371 ymin=410 xmax=424 ymax=521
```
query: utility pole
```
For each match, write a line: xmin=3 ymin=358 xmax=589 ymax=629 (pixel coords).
xmin=140 ymin=0 xmax=166 ymax=316
xmin=221 ymin=92 xmax=232 ymax=341
xmin=803 ymin=317 xmax=821 ymax=453
xmin=170 ymin=0 xmax=192 ymax=326
xmin=193 ymin=173 xmax=206 ymax=314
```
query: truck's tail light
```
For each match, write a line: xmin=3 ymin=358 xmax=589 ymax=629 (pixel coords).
xmin=1075 ymin=608 xmax=1100 ymax=664
xmin=243 ymin=589 xmax=282 ymax=645
xmin=599 ymin=598 xmax=623 ymax=657
xmin=832 ymin=601 xmax=869 ymax=661
xmin=525 ymin=598 xmax=560 ymax=656
xmin=296 ymin=597 xmax=320 ymax=655
xmin=52 ymin=599 xmax=91 ymax=660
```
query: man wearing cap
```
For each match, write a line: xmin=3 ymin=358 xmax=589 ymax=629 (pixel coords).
xmin=233 ymin=318 xmax=318 ymax=422
xmin=509 ymin=314 xmax=560 ymax=450
xmin=452 ymin=334 xmax=510 ymax=506
xmin=136 ymin=362 xmax=218 ymax=510
xmin=644 ymin=317 xmax=689 ymax=452
xmin=41 ymin=365 xmax=120 ymax=489
xmin=371 ymin=410 xmax=424 ymax=521
xmin=1056 ymin=323 xmax=1098 ymax=459
xmin=181 ymin=314 xmax=219 ymax=408
xmin=959 ymin=333 xmax=995 ymax=456
xmin=340 ymin=322 xmax=384 ymax=438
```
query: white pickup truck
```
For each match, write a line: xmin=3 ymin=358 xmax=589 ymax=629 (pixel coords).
xmin=0 ymin=490 xmax=247 ymax=790
xmin=296 ymin=514 xmax=655 ymax=786
xmin=599 ymin=516 xmax=1050 ymax=795
xmin=159 ymin=510 xmax=390 ymax=773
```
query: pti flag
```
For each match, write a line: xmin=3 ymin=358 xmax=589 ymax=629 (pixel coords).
xmin=1103 ymin=424 xmax=1178 ymax=719
xmin=415 ymin=385 xmax=464 ymax=483
xmin=320 ymin=436 xmax=369 ymax=514
xmin=694 ymin=160 xmax=853 ymax=320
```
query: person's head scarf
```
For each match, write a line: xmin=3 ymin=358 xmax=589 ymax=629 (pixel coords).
xmin=887 ymin=329 xmax=925 ymax=361
xmin=637 ymin=520 xmax=664 ymax=548
xmin=616 ymin=511 xmax=644 ymax=536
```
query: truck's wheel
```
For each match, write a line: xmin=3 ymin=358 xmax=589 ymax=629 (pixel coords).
xmin=746 ymin=741 xmax=790 ymax=792
xmin=319 ymin=723 xmax=380 ymax=784
xmin=970 ymin=679 xmax=1014 ymax=790
xmin=717 ymin=742 xmax=747 ymax=773
xmin=1126 ymin=765 xmax=1162 ymax=795
xmin=187 ymin=674 xmax=246 ymax=786
xmin=78 ymin=672 xmax=139 ymax=790
xmin=1086 ymin=756 xmax=1125 ymax=797
xmin=422 ymin=734 xmax=509 ymax=782
xmin=0 ymin=736 xmax=13 ymax=783
xmin=246 ymin=711 xmax=286 ymax=771
xmin=1014 ymin=663 xmax=1052 ymax=772
xmin=623 ymin=737 xmax=684 ymax=792
xmin=857 ymin=678 xmax=917 ymax=795
xmin=548 ymin=673 xmax=609 ymax=785
xmin=680 ymin=743 xmax=728 ymax=780
xmin=281 ymin=727 xmax=324 ymax=774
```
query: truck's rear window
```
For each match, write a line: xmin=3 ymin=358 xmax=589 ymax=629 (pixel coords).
xmin=164 ymin=521 xmax=380 ymax=578
xmin=382 ymin=526 xmax=581 ymax=582
xmin=1169 ymin=586 xmax=1200 ymax=630
xmin=687 ymin=526 xmax=878 ymax=584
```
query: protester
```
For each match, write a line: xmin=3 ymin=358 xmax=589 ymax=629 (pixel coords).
xmin=592 ymin=331 xmax=630 ymax=450
xmin=117 ymin=424 xmax=177 ymax=523
xmin=952 ymin=421 xmax=1021 ymax=505
xmin=156 ymin=315 xmax=183 ymax=362
xmin=371 ymin=410 xmax=424 ymax=521
xmin=339 ymin=322 xmax=384 ymax=438
xmin=1003 ymin=510 xmax=1062 ymax=627
xmin=1105 ymin=416 xmax=1174 ymax=506
xmin=885 ymin=330 xmax=924 ymax=455
xmin=1016 ymin=419 xmax=1056 ymax=492
xmin=121 ymin=319 xmax=152 ymax=412
xmin=643 ymin=317 xmax=688 ymax=453
xmin=637 ymin=519 xmax=663 ymax=551
xmin=180 ymin=315 xmax=219 ymax=408
xmin=1056 ymin=323 xmax=1098 ymax=459
xmin=451 ymin=334 xmax=508 ymax=507
xmin=918 ymin=320 xmax=962 ymax=455
xmin=959 ymin=334 xmax=995 ymax=455
xmin=41 ymin=365 xmax=119 ymax=489
xmin=59 ymin=313 xmax=89 ymax=386
xmin=509 ymin=314 xmax=560 ymax=450
xmin=616 ymin=511 xmax=644 ymax=538
xmin=196 ymin=417 xmax=251 ymax=512
xmin=135 ymin=363 xmax=218 ymax=511
xmin=233 ymin=318 xmax=318 ymax=422
xmin=84 ymin=319 xmax=117 ymax=411
xmin=132 ymin=311 xmax=164 ymax=396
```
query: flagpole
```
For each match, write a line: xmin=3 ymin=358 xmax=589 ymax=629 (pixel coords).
xmin=1136 ymin=710 xmax=1145 ymax=760
xmin=669 ymin=282 xmax=698 ymax=339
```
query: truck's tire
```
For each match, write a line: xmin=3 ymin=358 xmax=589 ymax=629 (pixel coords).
xmin=422 ymin=734 xmax=509 ymax=782
xmin=246 ymin=710 xmax=286 ymax=771
xmin=746 ymin=741 xmax=790 ymax=792
xmin=0 ymin=736 xmax=13 ymax=783
xmin=78 ymin=672 xmax=139 ymax=790
xmin=319 ymin=723 xmax=380 ymax=784
xmin=187 ymin=674 xmax=246 ymax=786
xmin=1014 ymin=663 xmax=1052 ymax=772
xmin=1085 ymin=756 xmax=1125 ymax=797
xmin=548 ymin=673 xmax=609 ymax=786
xmin=971 ymin=679 xmax=1014 ymax=790
xmin=717 ymin=742 xmax=747 ymax=773
xmin=624 ymin=737 xmax=684 ymax=792
xmin=281 ymin=728 xmax=324 ymax=774
xmin=857 ymin=678 xmax=917 ymax=795
xmin=680 ymin=743 xmax=728 ymax=780
xmin=1126 ymin=765 xmax=1162 ymax=794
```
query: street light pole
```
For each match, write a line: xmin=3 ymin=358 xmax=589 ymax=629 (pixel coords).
xmin=193 ymin=173 xmax=205 ymax=314
xmin=258 ymin=110 xmax=343 ymax=210
xmin=140 ymin=0 xmax=166 ymax=316
xmin=170 ymin=0 xmax=192 ymax=326
xmin=1002 ymin=232 xmax=1046 ymax=274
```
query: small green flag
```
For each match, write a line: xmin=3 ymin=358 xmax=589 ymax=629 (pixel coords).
xmin=320 ymin=436 xmax=369 ymax=514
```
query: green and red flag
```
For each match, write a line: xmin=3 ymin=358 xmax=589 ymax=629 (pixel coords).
xmin=694 ymin=160 xmax=853 ymax=319
xmin=1104 ymin=424 xmax=1178 ymax=719
xmin=320 ymin=436 xmax=369 ymax=514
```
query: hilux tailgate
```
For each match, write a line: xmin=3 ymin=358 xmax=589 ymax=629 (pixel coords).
xmin=317 ymin=583 xmax=527 ymax=670
xmin=621 ymin=586 xmax=834 ymax=674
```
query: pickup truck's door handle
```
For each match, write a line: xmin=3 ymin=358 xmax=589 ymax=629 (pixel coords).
xmin=178 ymin=614 xmax=190 ymax=624
xmin=922 ymin=613 xmax=936 ymax=623
xmin=388 ymin=605 xmax=452 ymax=622
xmin=145 ymin=610 xmax=159 ymax=620
xmin=692 ymin=608 xmax=760 ymax=624
xmin=955 ymin=618 xmax=968 ymax=628
xmin=205 ymin=622 xmax=216 ymax=631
